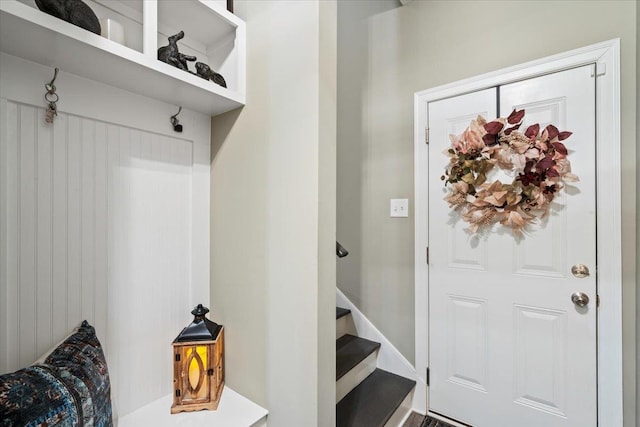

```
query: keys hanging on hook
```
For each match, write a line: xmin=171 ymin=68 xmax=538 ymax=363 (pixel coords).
xmin=44 ymin=68 xmax=59 ymax=124
xmin=45 ymin=100 xmax=58 ymax=124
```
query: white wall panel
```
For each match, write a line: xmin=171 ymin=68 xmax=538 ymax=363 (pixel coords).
xmin=35 ymin=110 xmax=52 ymax=359
xmin=1 ymin=53 xmax=211 ymax=419
xmin=51 ymin=116 xmax=68 ymax=343
xmin=19 ymin=105 xmax=37 ymax=365
xmin=1 ymin=99 xmax=20 ymax=371
xmin=1 ymin=101 xmax=196 ymax=416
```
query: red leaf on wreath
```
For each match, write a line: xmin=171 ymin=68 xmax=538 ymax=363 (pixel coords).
xmin=525 ymin=124 xmax=540 ymax=139
xmin=538 ymin=155 xmax=555 ymax=171
xmin=507 ymin=109 xmax=525 ymax=124
xmin=545 ymin=124 xmax=559 ymax=140
xmin=504 ymin=124 xmax=521 ymax=135
xmin=483 ymin=134 xmax=498 ymax=146
xmin=484 ymin=121 xmax=504 ymax=135
xmin=552 ymin=142 xmax=567 ymax=155
xmin=546 ymin=168 xmax=560 ymax=178
xmin=558 ymin=131 xmax=573 ymax=140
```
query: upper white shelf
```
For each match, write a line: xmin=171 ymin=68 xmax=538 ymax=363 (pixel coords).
xmin=0 ymin=0 xmax=246 ymax=116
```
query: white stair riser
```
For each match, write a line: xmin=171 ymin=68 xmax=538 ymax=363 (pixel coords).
xmin=336 ymin=351 xmax=378 ymax=403
xmin=384 ymin=388 xmax=414 ymax=427
xmin=336 ymin=314 xmax=356 ymax=338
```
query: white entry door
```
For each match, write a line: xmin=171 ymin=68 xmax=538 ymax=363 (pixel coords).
xmin=427 ymin=65 xmax=596 ymax=427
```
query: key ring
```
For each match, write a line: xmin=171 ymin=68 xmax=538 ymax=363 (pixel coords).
xmin=45 ymin=91 xmax=59 ymax=104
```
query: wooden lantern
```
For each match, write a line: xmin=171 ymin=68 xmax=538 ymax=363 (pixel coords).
xmin=171 ymin=304 xmax=224 ymax=414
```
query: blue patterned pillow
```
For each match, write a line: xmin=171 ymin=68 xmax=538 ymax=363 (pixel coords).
xmin=0 ymin=321 xmax=112 ymax=427
xmin=44 ymin=321 xmax=113 ymax=427
xmin=0 ymin=365 xmax=80 ymax=426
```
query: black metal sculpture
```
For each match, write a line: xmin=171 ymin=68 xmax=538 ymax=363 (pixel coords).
xmin=195 ymin=62 xmax=227 ymax=88
xmin=35 ymin=0 xmax=101 ymax=35
xmin=158 ymin=31 xmax=196 ymax=71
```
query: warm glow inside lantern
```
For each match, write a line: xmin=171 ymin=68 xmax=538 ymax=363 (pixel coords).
xmin=171 ymin=304 xmax=224 ymax=414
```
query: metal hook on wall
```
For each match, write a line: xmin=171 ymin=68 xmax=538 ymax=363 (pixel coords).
xmin=44 ymin=68 xmax=60 ymax=124
xmin=46 ymin=67 xmax=59 ymax=93
xmin=171 ymin=106 xmax=183 ymax=133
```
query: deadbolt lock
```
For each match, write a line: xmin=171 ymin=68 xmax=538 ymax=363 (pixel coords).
xmin=571 ymin=264 xmax=590 ymax=278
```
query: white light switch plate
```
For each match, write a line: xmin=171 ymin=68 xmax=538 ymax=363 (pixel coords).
xmin=390 ymin=199 xmax=409 ymax=218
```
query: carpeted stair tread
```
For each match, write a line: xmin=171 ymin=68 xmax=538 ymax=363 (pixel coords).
xmin=420 ymin=417 xmax=456 ymax=427
xmin=402 ymin=412 xmax=456 ymax=427
xmin=336 ymin=368 xmax=416 ymax=427
xmin=336 ymin=334 xmax=381 ymax=380
xmin=336 ymin=307 xmax=351 ymax=319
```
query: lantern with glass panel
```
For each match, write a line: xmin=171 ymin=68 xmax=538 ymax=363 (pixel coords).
xmin=171 ymin=304 xmax=224 ymax=413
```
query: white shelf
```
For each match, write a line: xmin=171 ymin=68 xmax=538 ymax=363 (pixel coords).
xmin=0 ymin=0 xmax=246 ymax=116
xmin=118 ymin=387 xmax=268 ymax=427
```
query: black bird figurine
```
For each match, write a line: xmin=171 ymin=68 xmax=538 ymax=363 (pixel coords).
xmin=195 ymin=62 xmax=227 ymax=88
xmin=158 ymin=31 xmax=197 ymax=71
xmin=35 ymin=0 xmax=101 ymax=35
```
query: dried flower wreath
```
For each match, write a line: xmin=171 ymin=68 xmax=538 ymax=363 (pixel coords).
xmin=442 ymin=109 xmax=578 ymax=235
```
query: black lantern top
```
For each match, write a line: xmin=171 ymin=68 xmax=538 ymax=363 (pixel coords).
xmin=173 ymin=304 xmax=222 ymax=343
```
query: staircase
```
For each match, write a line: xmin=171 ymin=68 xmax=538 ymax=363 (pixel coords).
xmin=336 ymin=307 xmax=416 ymax=427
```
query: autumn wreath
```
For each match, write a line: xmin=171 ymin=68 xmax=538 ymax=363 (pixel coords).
xmin=442 ymin=109 xmax=578 ymax=235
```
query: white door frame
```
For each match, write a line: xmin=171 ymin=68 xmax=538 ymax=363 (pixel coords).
xmin=413 ymin=39 xmax=621 ymax=425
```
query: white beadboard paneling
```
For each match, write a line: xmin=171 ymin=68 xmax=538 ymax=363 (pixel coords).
xmin=2 ymin=100 xmax=19 ymax=372
xmin=81 ymin=119 xmax=96 ymax=323
xmin=94 ymin=122 xmax=108 ymax=341
xmin=67 ymin=115 xmax=82 ymax=331
xmin=19 ymin=104 xmax=37 ymax=364
xmin=0 ymin=98 xmax=7 ymax=373
xmin=51 ymin=113 xmax=68 ymax=344
xmin=1 ymin=52 xmax=211 ymax=419
xmin=2 ymin=101 xmax=196 ymax=414
xmin=36 ymin=109 xmax=53 ymax=357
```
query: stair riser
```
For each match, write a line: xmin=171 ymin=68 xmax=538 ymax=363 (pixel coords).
xmin=336 ymin=314 xmax=356 ymax=338
xmin=336 ymin=351 xmax=377 ymax=403
xmin=384 ymin=389 xmax=414 ymax=427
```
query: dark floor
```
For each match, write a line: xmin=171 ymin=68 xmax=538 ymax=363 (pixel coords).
xmin=403 ymin=412 xmax=456 ymax=427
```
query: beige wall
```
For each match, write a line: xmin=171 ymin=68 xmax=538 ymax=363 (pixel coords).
xmin=636 ymin=3 xmax=639 ymax=426
xmin=337 ymin=0 xmax=415 ymax=362
xmin=337 ymin=0 xmax=637 ymax=423
xmin=318 ymin=1 xmax=337 ymax=426
xmin=210 ymin=1 xmax=336 ymax=426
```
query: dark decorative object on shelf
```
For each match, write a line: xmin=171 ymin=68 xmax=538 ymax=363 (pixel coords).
xmin=195 ymin=62 xmax=227 ymax=88
xmin=227 ymin=0 xmax=234 ymax=13
xmin=158 ymin=31 xmax=196 ymax=71
xmin=35 ymin=0 xmax=101 ymax=35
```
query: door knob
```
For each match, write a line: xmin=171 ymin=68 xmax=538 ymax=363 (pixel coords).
xmin=571 ymin=292 xmax=590 ymax=307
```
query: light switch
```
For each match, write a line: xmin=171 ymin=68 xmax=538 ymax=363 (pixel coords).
xmin=390 ymin=199 xmax=409 ymax=218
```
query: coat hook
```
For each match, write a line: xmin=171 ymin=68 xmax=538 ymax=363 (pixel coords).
xmin=171 ymin=106 xmax=183 ymax=133
xmin=45 ymin=67 xmax=59 ymax=93
xmin=44 ymin=68 xmax=60 ymax=124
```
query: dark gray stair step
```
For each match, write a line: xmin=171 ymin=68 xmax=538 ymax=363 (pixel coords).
xmin=336 ymin=334 xmax=380 ymax=380
xmin=337 ymin=369 xmax=416 ymax=427
xmin=337 ymin=307 xmax=351 ymax=319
